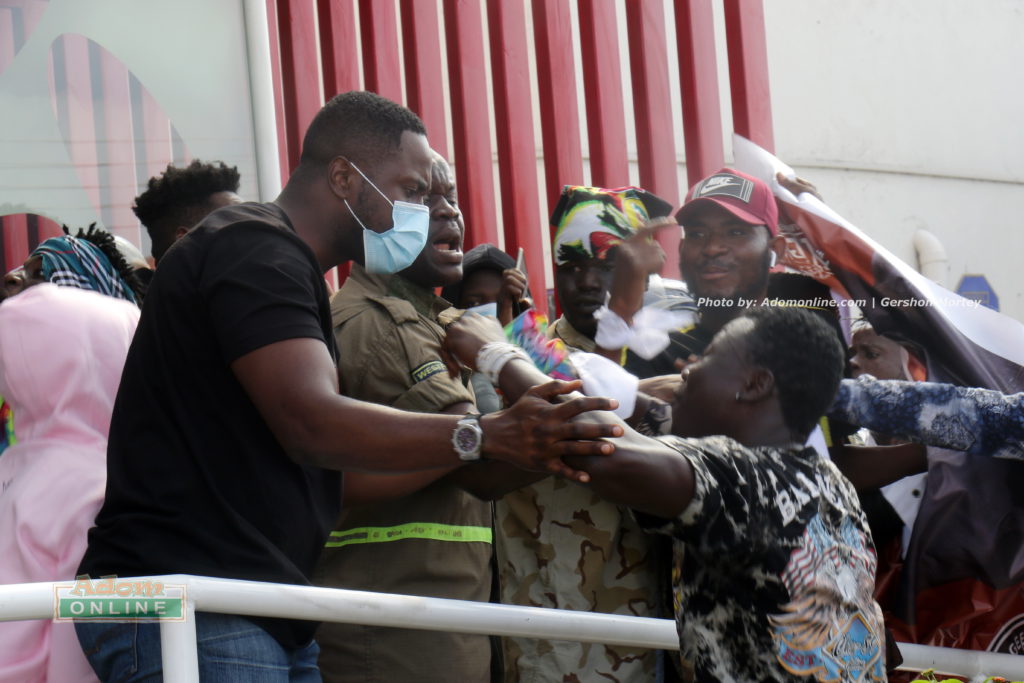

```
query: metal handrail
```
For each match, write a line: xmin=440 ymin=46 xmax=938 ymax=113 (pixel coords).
xmin=1 ymin=575 xmax=1021 ymax=682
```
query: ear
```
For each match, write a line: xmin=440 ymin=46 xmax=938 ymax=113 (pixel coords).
xmin=738 ymin=366 xmax=775 ymax=403
xmin=174 ymin=226 xmax=189 ymax=240
xmin=899 ymin=346 xmax=929 ymax=382
xmin=327 ymin=157 xmax=357 ymax=202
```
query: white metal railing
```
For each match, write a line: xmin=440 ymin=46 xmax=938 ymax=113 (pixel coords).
xmin=1 ymin=575 xmax=1022 ymax=682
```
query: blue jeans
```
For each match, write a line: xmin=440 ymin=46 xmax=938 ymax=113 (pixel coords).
xmin=75 ymin=612 xmax=321 ymax=682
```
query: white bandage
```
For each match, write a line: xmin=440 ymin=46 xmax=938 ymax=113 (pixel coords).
xmin=594 ymin=305 xmax=697 ymax=359
xmin=476 ymin=342 xmax=533 ymax=386
xmin=568 ymin=351 xmax=638 ymax=419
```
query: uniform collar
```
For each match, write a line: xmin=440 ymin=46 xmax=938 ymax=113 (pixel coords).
xmin=348 ymin=264 xmax=451 ymax=319
xmin=550 ymin=316 xmax=596 ymax=353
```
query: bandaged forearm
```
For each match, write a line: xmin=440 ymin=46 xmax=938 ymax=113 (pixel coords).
xmin=476 ymin=342 xmax=534 ymax=386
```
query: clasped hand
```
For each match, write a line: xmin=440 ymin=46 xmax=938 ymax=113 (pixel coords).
xmin=443 ymin=313 xmax=622 ymax=482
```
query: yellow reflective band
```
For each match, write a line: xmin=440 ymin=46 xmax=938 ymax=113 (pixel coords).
xmin=325 ymin=523 xmax=492 ymax=548
xmin=820 ymin=415 xmax=833 ymax=448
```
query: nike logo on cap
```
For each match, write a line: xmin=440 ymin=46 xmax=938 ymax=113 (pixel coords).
xmin=699 ymin=175 xmax=740 ymax=195
xmin=694 ymin=173 xmax=754 ymax=203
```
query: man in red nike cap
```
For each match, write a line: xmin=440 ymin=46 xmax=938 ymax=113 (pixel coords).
xmin=627 ymin=168 xmax=785 ymax=377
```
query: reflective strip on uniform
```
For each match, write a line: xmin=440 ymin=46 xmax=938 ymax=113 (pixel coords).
xmin=325 ymin=522 xmax=493 ymax=548
xmin=820 ymin=415 xmax=833 ymax=448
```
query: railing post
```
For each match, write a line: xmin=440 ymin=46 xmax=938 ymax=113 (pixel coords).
xmin=160 ymin=600 xmax=199 ymax=683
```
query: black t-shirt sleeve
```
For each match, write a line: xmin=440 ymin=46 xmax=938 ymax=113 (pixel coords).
xmin=199 ymin=223 xmax=328 ymax=364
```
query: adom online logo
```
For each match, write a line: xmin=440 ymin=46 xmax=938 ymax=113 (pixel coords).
xmin=53 ymin=576 xmax=187 ymax=622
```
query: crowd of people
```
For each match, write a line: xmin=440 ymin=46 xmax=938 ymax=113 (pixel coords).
xmin=0 ymin=90 xmax=1020 ymax=682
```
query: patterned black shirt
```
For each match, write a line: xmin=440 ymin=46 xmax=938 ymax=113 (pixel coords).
xmin=638 ymin=435 xmax=887 ymax=682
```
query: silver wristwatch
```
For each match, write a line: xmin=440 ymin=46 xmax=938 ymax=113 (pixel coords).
xmin=452 ymin=413 xmax=484 ymax=461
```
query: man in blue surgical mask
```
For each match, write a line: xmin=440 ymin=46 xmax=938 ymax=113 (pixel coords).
xmin=75 ymin=92 xmax=620 ymax=681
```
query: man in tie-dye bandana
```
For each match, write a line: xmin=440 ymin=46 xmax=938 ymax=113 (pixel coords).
xmin=548 ymin=185 xmax=672 ymax=351
xmin=494 ymin=185 xmax=674 ymax=683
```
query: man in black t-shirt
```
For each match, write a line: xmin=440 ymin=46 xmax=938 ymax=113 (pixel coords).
xmin=74 ymin=92 xmax=619 ymax=681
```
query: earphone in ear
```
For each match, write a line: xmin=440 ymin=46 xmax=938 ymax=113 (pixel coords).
xmin=769 ymin=251 xmax=778 ymax=268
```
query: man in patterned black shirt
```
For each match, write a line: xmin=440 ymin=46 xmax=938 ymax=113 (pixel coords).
xmin=570 ymin=306 xmax=887 ymax=680
xmin=444 ymin=305 xmax=887 ymax=681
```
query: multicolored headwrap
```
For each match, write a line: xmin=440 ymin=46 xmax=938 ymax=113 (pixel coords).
xmin=550 ymin=185 xmax=673 ymax=266
xmin=32 ymin=235 xmax=137 ymax=304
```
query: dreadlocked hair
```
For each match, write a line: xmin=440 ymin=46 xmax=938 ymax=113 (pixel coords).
xmin=66 ymin=224 xmax=147 ymax=304
xmin=740 ymin=306 xmax=845 ymax=441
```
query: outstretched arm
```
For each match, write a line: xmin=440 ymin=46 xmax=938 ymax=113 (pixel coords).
xmin=340 ymin=400 xmax=473 ymax=507
xmin=232 ymin=337 xmax=620 ymax=477
xmin=830 ymin=442 xmax=927 ymax=492
xmin=563 ymin=418 xmax=696 ymax=520
xmin=443 ymin=314 xmax=692 ymax=513
xmin=830 ymin=376 xmax=1024 ymax=459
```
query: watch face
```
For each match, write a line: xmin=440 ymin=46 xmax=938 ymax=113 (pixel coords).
xmin=455 ymin=424 xmax=480 ymax=453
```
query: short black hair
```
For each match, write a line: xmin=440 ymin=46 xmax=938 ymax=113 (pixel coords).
xmin=766 ymin=272 xmax=845 ymax=349
xmin=133 ymin=160 xmax=240 ymax=260
xmin=299 ymin=91 xmax=426 ymax=168
xmin=740 ymin=306 xmax=845 ymax=440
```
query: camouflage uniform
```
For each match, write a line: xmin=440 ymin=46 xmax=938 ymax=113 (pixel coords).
xmin=548 ymin=315 xmax=597 ymax=353
xmin=495 ymin=315 xmax=662 ymax=682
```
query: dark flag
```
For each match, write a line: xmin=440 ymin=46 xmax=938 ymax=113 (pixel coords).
xmin=735 ymin=135 xmax=1024 ymax=655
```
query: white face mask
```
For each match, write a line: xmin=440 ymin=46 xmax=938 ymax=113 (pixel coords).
xmin=343 ymin=160 xmax=430 ymax=274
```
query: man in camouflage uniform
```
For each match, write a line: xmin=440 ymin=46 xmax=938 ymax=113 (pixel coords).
xmin=498 ymin=186 xmax=673 ymax=682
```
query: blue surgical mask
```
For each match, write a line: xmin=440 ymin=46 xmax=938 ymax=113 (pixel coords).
xmin=344 ymin=161 xmax=430 ymax=274
xmin=466 ymin=302 xmax=498 ymax=318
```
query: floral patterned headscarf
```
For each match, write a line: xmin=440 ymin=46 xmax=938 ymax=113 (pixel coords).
xmin=550 ymin=185 xmax=672 ymax=266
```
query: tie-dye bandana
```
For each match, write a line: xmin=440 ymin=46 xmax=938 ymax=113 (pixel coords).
xmin=33 ymin=235 xmax=137 ymax=304
xmin=550 ymin=185 xmax=672 ymax=266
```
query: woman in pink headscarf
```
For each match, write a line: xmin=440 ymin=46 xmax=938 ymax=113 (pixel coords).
xmin=0 ymin=284 xmax=138 ymax=682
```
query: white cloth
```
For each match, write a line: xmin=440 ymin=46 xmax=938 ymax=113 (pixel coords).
xmin=594 ymin=305 xmax=696 ymax=359
xmin=805 ymin=424 xmax=830 ymax=461
xmin=568 ymin=352 xmax=638 ymax=419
